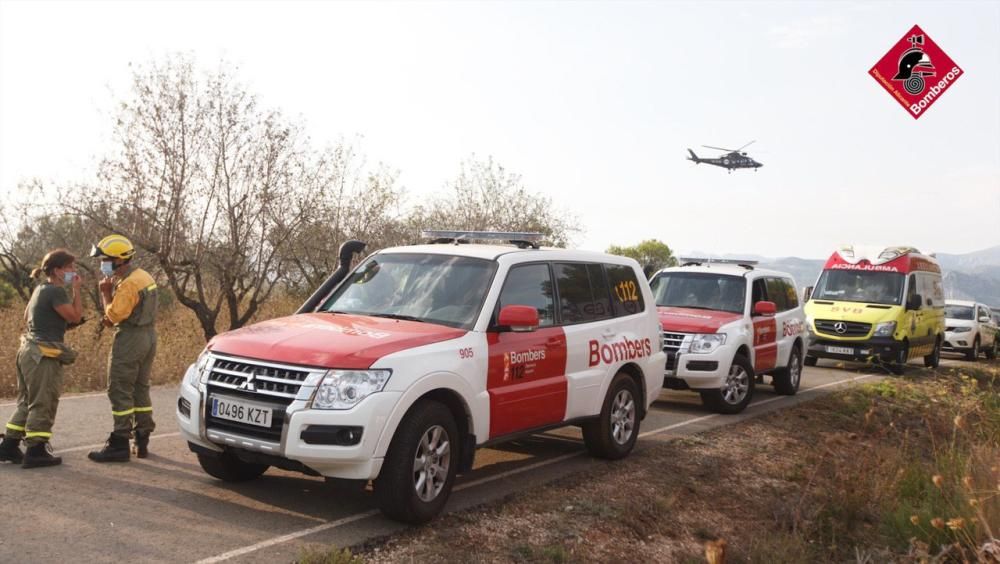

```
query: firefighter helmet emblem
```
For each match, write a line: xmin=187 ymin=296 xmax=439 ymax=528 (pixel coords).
xmin=891 ymin=34 xmax=936 ymax=95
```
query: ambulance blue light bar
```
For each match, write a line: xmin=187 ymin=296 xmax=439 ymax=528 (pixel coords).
xmin=421 ymin=230 xmax=544 ymax=249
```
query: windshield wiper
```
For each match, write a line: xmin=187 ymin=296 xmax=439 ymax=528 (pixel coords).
xmin=369 ymin=313 xmax=426 ymax=323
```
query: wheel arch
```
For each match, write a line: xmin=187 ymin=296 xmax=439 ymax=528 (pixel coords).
xmin=617 ymin=362 xmax=647 ymax=419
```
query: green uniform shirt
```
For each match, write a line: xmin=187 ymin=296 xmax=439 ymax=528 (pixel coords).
xmin=26 ymin=283 xmax=71 ymax=343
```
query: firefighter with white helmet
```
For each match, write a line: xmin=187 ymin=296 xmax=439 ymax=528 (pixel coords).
xmin=88 ymin=235 xmax=159 ymax=462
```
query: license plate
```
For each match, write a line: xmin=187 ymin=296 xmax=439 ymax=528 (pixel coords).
xmin=826 ymin=346 xmax=854 ymax=355
xmin=211 ymin=396 xmax=273 ymax=428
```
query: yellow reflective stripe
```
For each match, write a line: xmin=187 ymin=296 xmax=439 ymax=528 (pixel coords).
xmin=112 ymin=408 xmax=136 ymax=417
xmin=25 ymin=431 xmax=52 ymax=438
xmin=144 ymin=284 xmax=157 ymax=292
xmin=38 ymin=345 xmax=62 ymax=358
xmin=133 ymin=406 xmax=153 ymax=413
xmin=6 ymin=423 xmax=25 ymax=432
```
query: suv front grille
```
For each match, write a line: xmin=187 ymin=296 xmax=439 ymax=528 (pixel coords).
xmin=207 ymin=357 xmax=311 ymax=400
xmin=662 ymin=332 xmax=690 ymax=371
xmin=203 ymin=354 xmax=326 ymax=443
xmin=815 ymin=320 xmax=871 ymax=337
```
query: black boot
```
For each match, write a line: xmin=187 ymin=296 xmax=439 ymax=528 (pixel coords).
xmin=88 ymin=433 xmax=130 ymax=463
xmin=22 ymin=442 xmax=62 ymax=469
xmin=0 ymin=434 xmax=25 ymax=464
xmin=133 ymin=431 xmax=150 ymax=459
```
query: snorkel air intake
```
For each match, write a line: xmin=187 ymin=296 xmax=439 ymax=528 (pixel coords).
xmin=296 ymin=240 xmax=367 ymax=314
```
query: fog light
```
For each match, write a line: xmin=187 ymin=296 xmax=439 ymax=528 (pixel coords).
xmin=178 ymin=397 xmax=191 ymax=418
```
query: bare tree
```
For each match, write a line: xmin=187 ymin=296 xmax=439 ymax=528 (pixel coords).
xmin=284 ymin=145 xmax=409 ymax=294
xmin=66 ymin=56 xmax=329 ymax=340
xmin=411 ymin=156 xmax=580 ymax=247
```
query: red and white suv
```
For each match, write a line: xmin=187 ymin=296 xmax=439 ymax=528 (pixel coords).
xmin=650 ymin=259 xmax=806 ymax=413
xmin=177 ymin=231 xmax=665 ymax=523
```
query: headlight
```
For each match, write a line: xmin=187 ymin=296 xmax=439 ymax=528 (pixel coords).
xmin=183 ymin=350 xmax=212 ymax=389
xmin=805 ymin=315 xmax=815 ymax=332
xmin=690 ymin=334 xmax=726 ymax=354
xmin=873 ymin=321 xmax=897 ymax=337
xmin=312 ymin=370 xmax=392 ymax=410
xmin=951 ymin=326 xmax=972 ymax=333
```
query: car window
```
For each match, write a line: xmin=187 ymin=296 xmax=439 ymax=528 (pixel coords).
xmin=552 ymin=263 xmax=611 ymax=324
xmin=497 ymin=263 xmax=555 ymax=327
xmin=784 ymin=278 xmax=799 ymax=309
xmin=322 ymin=253 xmax=496 ymax=329
xmin=751 ymin=278 xmax=768 ymax=307
xmin=606 ymin=264 xmax=645 ymax=317
xmin=765 ymin=277 xmax=788 ymax=311
xmin=587 ymin=264 xmax=613 ymax=321
xmin=979 ymin=306 xmax=991 ymax=321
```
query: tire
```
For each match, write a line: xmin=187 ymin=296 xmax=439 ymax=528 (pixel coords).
xmin=197 ymin=451 xmax=268 ymax=482
xmin=582 ymin=372 xmax=640 ymax=460
xmin=804 ymin=355 xmax=818 ymax=367
xmin=772 ymin=346 xmax=802 ymax=396
xmin=889 ymin=342 xmax=908 ymax=376
xmin=965 ymin=337 xmax=979 ymax=361
xmin=701 ymin=354 xmax=755 ymax=414
xmin=924 ymin=338 xmax=941 ymax=368
xmin=986 ymin=339 xmax=997 ymax=361
xmin=374 ymin=400 xmax=458 ymax=524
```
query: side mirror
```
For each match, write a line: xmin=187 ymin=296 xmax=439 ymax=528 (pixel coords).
xmin=980 ymin=316 xmax=992 ymax=323
xmin=906 ymin=294 xmax=922 ymax=311
xmin=753 ymin=301 xmax=777 ymax=316
xmin=803 ymin=286 xmax=814 ymax=302
xmin=498 ymin=305 xmax=539 ymax=332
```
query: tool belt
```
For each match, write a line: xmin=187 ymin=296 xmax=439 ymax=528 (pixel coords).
xmin=21 ymin=335 xmax=78 ymax=366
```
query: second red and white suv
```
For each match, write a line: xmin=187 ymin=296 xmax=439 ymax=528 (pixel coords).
xmin=650 ymin=259 xmax=806 ymax=413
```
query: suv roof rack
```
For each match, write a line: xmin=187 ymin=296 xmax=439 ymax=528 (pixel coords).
xmin=421 ymin=230 xmax=544 ymax=250
xmin=678 ymin=257 xmax=758 ymax=270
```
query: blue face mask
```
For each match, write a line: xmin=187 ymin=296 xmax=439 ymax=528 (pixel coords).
xmin=63 ymin=271 xmax=76 ymax=284
xmin=100 ymin=261 xmax=115 ymax=277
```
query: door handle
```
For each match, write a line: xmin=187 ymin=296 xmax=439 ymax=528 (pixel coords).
xmin=601 ymin=329 xmax=617 ymax=340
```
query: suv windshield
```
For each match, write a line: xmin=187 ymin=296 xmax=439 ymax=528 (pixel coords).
xmin=321 ymin=253 xmax=497 ymax=329
xmin=944 ymin=305 xmax=974 ymax=320
xmin=812 ymin=270 xmax=904 ymax=305
xmin=649 ymin=272 xmax=746 ymax=314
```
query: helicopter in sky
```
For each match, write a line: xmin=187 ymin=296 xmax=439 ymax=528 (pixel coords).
xmin=687 ymin=141 xmax=763 ymax=173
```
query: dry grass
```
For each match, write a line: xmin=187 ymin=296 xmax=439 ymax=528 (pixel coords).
xmin=0 ymin=294 xmax=300 ymax=398
xmin=349 ymin=362 xmax=1000 ymax=563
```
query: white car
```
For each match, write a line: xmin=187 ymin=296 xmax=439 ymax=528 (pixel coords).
xmin=650 ymin=259 xmax=806 ymax=413
xmin=177 ymin=231 xmax=665 ymax=523
xmin=943 ymin=300 xmax=998 ymax=360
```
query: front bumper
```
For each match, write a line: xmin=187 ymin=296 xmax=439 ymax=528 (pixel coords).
xmin=806 ymin=334 xmax=903 ymax=363
xmin=942 ymin=331 xmax=972 ymax=351
xmin=663 ymin=343 xmax=734 ymax=391
xmin=176 ymin=380 xmax=400 ymax=480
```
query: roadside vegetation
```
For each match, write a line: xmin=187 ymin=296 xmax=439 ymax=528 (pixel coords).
xmin=301 ymin=362 xmax=999 ymax=563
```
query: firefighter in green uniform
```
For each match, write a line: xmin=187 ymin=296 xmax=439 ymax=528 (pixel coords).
xmin=88 ymin=235 xmax=159 ymax=463
xmin=0 ymin=249 xmax=83 ymax=468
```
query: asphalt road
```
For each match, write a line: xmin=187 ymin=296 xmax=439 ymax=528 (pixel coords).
xmin=0 ymin=358 xmax=968 ymax=563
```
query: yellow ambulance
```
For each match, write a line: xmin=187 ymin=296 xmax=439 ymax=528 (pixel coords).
xmin=803 ymin=245 xmax=945 ymax=374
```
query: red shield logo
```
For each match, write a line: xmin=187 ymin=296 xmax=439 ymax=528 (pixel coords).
xmin=869 ymin=25 xmax=963 ymax=119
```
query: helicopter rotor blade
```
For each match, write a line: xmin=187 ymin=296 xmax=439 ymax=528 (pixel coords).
xmin=735 ymin=140 xmax=756 ymax=152
xmin=702 ymin=145 xmax=734 ymax=152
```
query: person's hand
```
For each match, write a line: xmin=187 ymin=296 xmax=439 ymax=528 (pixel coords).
xmin=98 ymin=276 xmax=114 ymax=294
xmin=71 ymin=273 xmax=82 ymax=291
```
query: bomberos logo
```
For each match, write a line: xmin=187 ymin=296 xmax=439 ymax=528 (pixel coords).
xmin=868 ymin=25 xmax=963 ymax=119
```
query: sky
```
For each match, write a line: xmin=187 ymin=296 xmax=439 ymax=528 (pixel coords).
xmin=1 ymin=0 xmax=998 ymax=259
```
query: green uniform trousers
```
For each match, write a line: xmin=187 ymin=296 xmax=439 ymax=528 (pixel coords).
xmin=5 ymin=342 xmax=64 ymax=446
xmin=108 ymin=326 xmax=157 ymax=438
